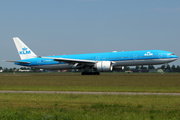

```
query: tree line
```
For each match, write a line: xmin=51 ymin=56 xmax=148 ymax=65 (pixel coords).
xmin=119 ymin=65 xmax=180 ymax=72
xmin=0 ymin=67 xmax=40 ymax=72
xmin=0 ymin=65 xmax=180 ymax=72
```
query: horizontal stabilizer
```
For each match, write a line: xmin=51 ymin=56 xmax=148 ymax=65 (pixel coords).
xmin=3 ymin=60 xmax=31 ymax=64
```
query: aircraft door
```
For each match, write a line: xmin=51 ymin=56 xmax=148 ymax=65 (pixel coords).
xmin=133 ymin=54 xmax=137 ymax=60
xmin=95 ymin=56 xmax=100 ymax=61
xmin=158 ymin=53 xmax=163 ymax=59
xmin=37 ymin=60 xmax=41 ymax=65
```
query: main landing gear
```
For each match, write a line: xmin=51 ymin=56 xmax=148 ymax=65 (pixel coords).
xmin=81 ymin=72 xmax=100 ymax=75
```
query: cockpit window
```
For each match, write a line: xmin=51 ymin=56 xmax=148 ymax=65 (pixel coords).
xmin=170 ymin=54 xmax=175 ymax=56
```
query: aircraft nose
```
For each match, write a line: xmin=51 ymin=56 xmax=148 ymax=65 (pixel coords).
xmin=175 ymin=55 xmax=178 ymax=59
xmin=168 ymin=53 xmax=178 ymax=61
xmin=172 ymin=55 xmax=178 ymax=61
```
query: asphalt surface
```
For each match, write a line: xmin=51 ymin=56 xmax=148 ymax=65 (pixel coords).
xmin=0 ymin=90 xmax=180 ymax=96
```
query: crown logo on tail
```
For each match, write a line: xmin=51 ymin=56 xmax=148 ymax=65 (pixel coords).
xmin=22 ymin=47 xmax=28 ymax=51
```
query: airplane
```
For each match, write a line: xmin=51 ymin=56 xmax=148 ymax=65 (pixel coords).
xmin=5 ymin=37 xmax=178 ymax=75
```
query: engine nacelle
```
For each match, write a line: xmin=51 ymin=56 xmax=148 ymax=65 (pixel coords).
xmin=113 ymin=66 xmax=124 ymax=71
xmin=95 ymin=61 xmax=113 ymax=72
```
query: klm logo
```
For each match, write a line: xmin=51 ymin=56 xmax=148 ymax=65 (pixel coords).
xmin=144 ymin=52 xmax=153 ymax=56
xmin=19 ymin=47 xmax=31 ymax=55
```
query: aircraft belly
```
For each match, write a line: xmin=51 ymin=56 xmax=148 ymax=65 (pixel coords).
xmin=32 ymin=64 xmax=73 ymax=70
xmin=114 ymin=58 xmax=176 ymax=66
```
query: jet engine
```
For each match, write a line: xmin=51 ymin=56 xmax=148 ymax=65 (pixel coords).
xmin=113 ymin=66 xmax=124 ymax=71
xmin=94 ymin=61 xmax=113 ymax=72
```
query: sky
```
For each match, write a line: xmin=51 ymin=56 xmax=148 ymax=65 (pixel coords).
xmin=0 ymin=0 xmax=180 ymax=68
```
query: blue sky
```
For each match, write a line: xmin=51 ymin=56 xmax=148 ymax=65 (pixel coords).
xmin=0 ymin=0 xmax=180 ymax=68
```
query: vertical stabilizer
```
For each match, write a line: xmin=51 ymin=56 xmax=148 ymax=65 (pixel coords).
xmin=13 ymin=37 xmax=37 ymax=60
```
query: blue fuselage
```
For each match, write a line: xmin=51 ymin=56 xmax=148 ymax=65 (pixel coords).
xmin=15 ymin=50 xmax=178 ymax=70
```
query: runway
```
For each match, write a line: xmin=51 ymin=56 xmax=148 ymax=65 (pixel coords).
xmin=0 ymin=90 xmax=180 ymax=96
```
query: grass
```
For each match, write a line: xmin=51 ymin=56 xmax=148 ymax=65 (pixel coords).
xmin=0 ymin=73 xmax=180 ymax=119
xmin=0 ymin=73 xmax=180 ymax=92
xmin=0 ymin=93 xmax=180 ymax=119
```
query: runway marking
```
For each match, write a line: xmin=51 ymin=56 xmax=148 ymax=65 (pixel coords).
xmin=0 ymin=91 xmax=180 ymax=96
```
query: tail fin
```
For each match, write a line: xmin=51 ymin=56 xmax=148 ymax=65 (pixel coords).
xmin=13 ymin=37 xmax=37 ymax=60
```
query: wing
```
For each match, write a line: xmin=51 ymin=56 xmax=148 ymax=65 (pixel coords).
xmin=41 ymin=57 xmax=96 ymax=64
